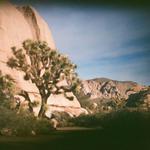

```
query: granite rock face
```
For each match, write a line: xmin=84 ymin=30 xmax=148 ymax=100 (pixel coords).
xmin=79 ymin=78 xmax=146 ymax=113
xmin=81 ymin=78 xmax=145 ymax=100
xmin=0 ymin=2 xmax=55 ymax=92
xmin=0 ymin=2 xmax=86 ymax=116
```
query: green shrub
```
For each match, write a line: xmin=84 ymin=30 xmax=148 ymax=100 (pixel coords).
xmin=71 ymin=110 xmax=150 ymax=136
xmin=50 ymin=111 xmax=72 ymax=127
xmin=0 ymin=107 xmax=53 ymax=136
xmin=34 ymin=118 xmax=53 ymax=135
xmin=0 ymin=71 xmax=15 ymax=109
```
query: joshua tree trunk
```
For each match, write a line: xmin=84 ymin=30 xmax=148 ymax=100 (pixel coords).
xmin=38 ymin=96 xmax=47 ymax=118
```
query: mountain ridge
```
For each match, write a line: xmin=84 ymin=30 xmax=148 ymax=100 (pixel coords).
xmin=81 ymin=77 xmax=145 ymax=100
xmin=86 ymin=77 xmax=140 ymax=85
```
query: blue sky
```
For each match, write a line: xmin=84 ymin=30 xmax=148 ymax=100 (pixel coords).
xmin=12 ymin=1 xmax=150 ymax=85
xmin=34 ymin=5 xmax=150 ymax=85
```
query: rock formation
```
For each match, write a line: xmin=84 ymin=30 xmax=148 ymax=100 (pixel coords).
xmin=79 ymin=78 xmax=146 ymax=113
xmin=126 ymin=87 xmax=150 ymax=111
xmin=81 ymin=78 xmax=145 ymax=100
xmin=0 ymin=2 xmax=86 ymax=116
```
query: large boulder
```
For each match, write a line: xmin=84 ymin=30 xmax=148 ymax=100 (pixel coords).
xmin=0 ymin=2 xmax=86 ymax=116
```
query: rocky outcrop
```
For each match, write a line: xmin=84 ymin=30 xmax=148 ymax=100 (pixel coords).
xmin=81 ymin=78 xmax=145 ymax=100
xmin=126 ymin=87 xmax=150 ymax=110
xmin=79 ymin=78 xmax=146 ymax=113
xmin=0 ymin=2 xmax=86 ymax=116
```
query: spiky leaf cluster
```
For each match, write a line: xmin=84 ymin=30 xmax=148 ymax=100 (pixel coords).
xmin=7 ymin=40 xmax=80 ymax=100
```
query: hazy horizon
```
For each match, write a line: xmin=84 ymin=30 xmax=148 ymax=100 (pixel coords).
xmin=12 ymin=1 xmax=150 ymax=85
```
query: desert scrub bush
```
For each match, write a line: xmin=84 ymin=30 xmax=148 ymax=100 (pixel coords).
xmin=100 ymin=110 xmax=150 ymax=129
xmin=0 ymin=107 xmax=53 ymax=136
xmin=71 ymin=110 xmax=150 ymax=135
xmin=33 ymin=118 xmax=53 ymax=135
xmin=70 ymin=113 xmax=105 ymax=127
xmin=50 ymin=111 xmax=73 ymax=127
xmin=0 ymin=70 xmax=53 ymax=136
xmin=0 ymin=71 xmax=15 ymax=109
xmin=78 ymin=95 xmax=124 ymax=114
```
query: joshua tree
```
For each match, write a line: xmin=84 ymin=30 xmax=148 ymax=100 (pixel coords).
xmin=7 ymin=40 xmax=80 ymax=117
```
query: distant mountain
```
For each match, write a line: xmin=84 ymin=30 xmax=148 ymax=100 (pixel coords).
xmin=77 ymin=78 xmax=149 ymax=113
xmin=81 ymin=78 xmax=145 ymax=100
